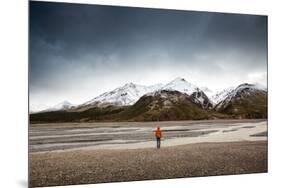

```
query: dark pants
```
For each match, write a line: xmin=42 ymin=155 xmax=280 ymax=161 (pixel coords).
xmin=156 ymin=137 xmax=161 ymax=149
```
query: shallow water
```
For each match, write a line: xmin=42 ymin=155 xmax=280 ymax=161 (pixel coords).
xmin=29 ymin=119 xmax=267 ymax=153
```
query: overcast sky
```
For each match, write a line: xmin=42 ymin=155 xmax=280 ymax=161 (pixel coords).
xmin=29 ymin=1 xmax=267 ymax=107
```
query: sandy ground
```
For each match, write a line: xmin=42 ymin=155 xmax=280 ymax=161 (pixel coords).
xmin=29 ymin=119 xmax=267 ymax=153
xmin=29 ymin=141 xmax=268 ymax=187
xmin=29 ymin=120 xmax=268 ymax=187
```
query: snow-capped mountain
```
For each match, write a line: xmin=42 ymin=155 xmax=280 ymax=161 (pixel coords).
xmin=30 ymin=81 xmax=268 ymax=121
xmin=31 ymin=101 xmax=74 ymax=113
xmin=215 ymin=83 xmax=267 ymax=110
xmin=143 ymin=77 xmax=213 ymax=109
xmin=47 ymin=101 xmax=74 ymax=111
xmin=161 ymin=78 xmax=213 ymax=109
xmin=73 ymin=77 xmax=214 ymax=110
xmin=33 ymin=78 xmax=266 ymax=114
xmin=162 ymin=77 xmax=199 ymax=95
xmin=82 ymin=83 xmax=164 ymax=107
xmin=129 ymin=90 xmax=209 ymax=121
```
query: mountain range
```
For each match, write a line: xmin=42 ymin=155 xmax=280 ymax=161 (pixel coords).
xmin=30 ymin=77 xmax=267 ymax=123
xmin=31 ymin=77 xmax=214 ymax=113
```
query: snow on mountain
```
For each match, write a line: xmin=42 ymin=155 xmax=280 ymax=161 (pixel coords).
xmin=31 ymin=101 xmax=74 ymax=113
xmin=215 ymin=83 xmax=266 ymax=110
xmin=36 ymin=79 xmax=265 ymax=113
xmin=147 ymin=83 xmax=164 ymax=91
xmin=81 ymin=77 xmax=210 ymax=108
xmin=234 ymin=83 xmax=266 ymax=92
xmin=47 ymin=101 xmax=74 ymax=111
xmin=149 ymin=77 xmax=213 ymax=109
xmin=227 ymin=83 xmax=266 ymax=100
xmin=190 ymin=90 xmax=213 ymax=109
xmin=210 ymin=87 xmax=235 ymax=105
xmin=200 ymin=87 xmax=215 ymax=98
xmin=162 ymin=77 xmax=199 ymax=95
xmin=83 ymin=83 xmax=164 ymax=107
xmin=29 ymin=104 xmax=51 ymax=114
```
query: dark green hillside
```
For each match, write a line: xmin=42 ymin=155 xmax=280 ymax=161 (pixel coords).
xmin=30 ymin=105 xmax=127 ymax=123
xmin=118 ymin=90 xmax=210 ymax=121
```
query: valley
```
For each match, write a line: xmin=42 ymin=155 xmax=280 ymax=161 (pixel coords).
xmin=29 ymin=119 xmax=267 ymax=153
xmin=29 ymin=119 xmax=267 ymax=187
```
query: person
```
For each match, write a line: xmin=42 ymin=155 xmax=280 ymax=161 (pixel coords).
xmin=155 ymin=126 xmax=162 ymax=149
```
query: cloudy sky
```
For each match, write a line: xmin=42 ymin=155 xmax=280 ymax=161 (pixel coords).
xmin=29 ymin=1 xmax=267 ymax=107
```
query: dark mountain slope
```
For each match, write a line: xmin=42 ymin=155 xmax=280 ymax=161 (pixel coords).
xmin=215 ymin=83 xmax=267 ymax=118
xmin=117 ymin=90 xmax=210 ymax=121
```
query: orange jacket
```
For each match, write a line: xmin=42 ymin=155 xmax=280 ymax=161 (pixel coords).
xmin=155 ymin=127 xmax=162 ymax=138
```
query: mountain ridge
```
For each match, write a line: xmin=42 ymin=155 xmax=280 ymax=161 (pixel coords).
xmin=214 ymin=83 xmax=267 ymax=119
xmin=30 ymin=78 xmax=267 ymax=117
xmin=30 ymin=82 xmax=267 ymax=123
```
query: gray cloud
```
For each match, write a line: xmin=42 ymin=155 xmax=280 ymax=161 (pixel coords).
xmin=29 ymin=1 xmax=267 ymax=106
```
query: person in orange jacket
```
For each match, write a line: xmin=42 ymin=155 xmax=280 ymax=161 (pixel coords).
xmin=155 ymin=126 xmax=162 ymax=149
